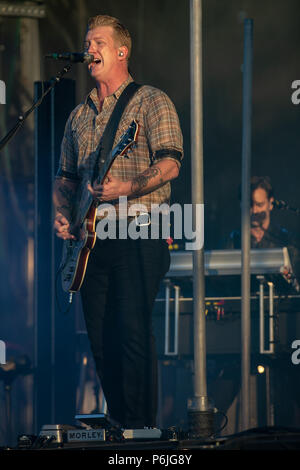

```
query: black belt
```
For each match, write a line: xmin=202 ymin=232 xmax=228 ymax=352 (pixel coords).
xmin=96 ymin=213 xmax=151 ymax=227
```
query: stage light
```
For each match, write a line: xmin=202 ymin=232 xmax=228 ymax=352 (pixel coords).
xmin=257 ymin=365 xmax=265 ymax=374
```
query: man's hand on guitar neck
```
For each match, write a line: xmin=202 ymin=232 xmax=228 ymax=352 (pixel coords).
xmin=87 ymin=159 xmax=179 ymax=202
xmin=87 ymin=173 xmax=129 ymax=202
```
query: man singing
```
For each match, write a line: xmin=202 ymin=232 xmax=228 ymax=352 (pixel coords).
xmin=53 ymin=15 xmax=183 ymax=429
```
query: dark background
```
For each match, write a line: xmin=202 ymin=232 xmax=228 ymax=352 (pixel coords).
xmin=0 ymin=0 xmax=300 ymax=444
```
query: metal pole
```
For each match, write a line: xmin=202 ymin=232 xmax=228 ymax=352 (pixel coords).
xmin=76 ymin=0 xmax=87 ymax=102
xmin=188 ymin=0 xmax=214 ymax=437
xmin=240 ymin=18 xmax=253 ymax=431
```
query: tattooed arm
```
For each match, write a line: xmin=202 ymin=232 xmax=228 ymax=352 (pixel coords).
xmin=129 ymin=162 xmax=167 ymax=196
xmin=130 ymin=159 xmax=179 ymax=197
xmin=53 ymin=177 xmax=78 ymax=240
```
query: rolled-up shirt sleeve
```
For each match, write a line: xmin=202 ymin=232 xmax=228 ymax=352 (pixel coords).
xmin=144 ymin=90 xmax=184 ymax=168
xmin=56 ymin=109 xmax=80 ymax=180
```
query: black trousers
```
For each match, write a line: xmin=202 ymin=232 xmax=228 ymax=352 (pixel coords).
xmin=80 ymin=236 xmax=170 ymax=428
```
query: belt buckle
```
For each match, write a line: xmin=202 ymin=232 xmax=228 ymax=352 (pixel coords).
xmin=135 ymin=212 xmax=151 ymax=227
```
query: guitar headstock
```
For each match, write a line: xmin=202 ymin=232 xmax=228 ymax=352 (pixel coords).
xmin=114 ymin=120 xmax=139 ymax=158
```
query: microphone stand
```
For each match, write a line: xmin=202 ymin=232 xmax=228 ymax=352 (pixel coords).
xmin=0 ymin=63 xmax=73 ymax=152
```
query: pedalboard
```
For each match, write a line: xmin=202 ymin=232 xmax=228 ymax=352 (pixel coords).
xmin=17 ymin=413 xmax=185 ymax=449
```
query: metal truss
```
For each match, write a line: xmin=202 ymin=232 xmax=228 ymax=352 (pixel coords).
xmin=0 ymin=2 xmax=46 ymax=18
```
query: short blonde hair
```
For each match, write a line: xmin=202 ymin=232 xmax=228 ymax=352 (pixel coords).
xmin=87 ymin=15 xmax=132 ymax=60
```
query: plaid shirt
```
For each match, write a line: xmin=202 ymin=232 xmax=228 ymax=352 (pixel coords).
xmin=57 ymin=75 xmax=183 ymax=216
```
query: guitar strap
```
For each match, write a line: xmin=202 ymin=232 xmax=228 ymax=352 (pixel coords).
xmin=92 ymin=81 xmax=142 ymax=183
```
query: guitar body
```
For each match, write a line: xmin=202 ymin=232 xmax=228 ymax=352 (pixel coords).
xmin=60 ymin=120 xmax=139 ymax=293
xmin=61 ymin=204 xmax=97 ymax=292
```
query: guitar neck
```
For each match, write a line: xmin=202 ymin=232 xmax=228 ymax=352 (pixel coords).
xmin=71 ymin=120 xmax=138 ymax=231
xmin=72 ymin=147 xmax=118 ymax=230
xmin=94 ymin=146 xmax=118 ymax=186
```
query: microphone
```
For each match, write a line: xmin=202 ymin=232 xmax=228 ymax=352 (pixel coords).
xmin=45 ymin=52 xmax=94 ymax=64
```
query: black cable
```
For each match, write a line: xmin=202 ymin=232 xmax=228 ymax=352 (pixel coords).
xmin=30 ymin=435 xmax=49 ymax=449
xmin=214 ymin=409 xmax=229 ymax=435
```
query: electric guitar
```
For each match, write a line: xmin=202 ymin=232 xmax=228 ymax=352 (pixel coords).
xmin=60 ymin=119 xmax=139 ymax=293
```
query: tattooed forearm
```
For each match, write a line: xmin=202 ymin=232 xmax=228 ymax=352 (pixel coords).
xmin=53 ymin=178 xmax=78 ymax=219
xmin=58 ymin=185 xmax=76 ymax=206
xmin=57 ymin=204 xmax=72 ymax=213
xmin=131 ymin=167 xmax=164 ymax=196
